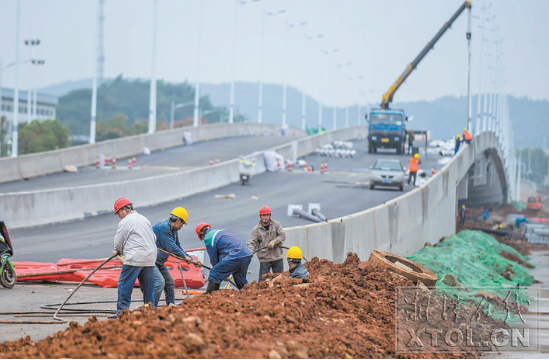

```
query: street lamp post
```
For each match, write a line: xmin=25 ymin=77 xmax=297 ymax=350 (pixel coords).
xmin=282 ymin=20 xmax=306 ymax=127
xmin=30 ymin=59 xmax=45 ymax=120
xmin=11 ymin=1 xmax=21 ymax=157
xmin=318 ymin=48 xmax=338 ymax=131
xmin=148 ymin=0 xmax=158 ymax=134
xmin=24 ymin=39 xmax=40 ymax=123
xmin=193 ymin=1 xmax=205 ymax=127
xmin=258 ymin=8 xmax=286 ymax=124
xmin=302 ymin=33 xmax=323 ymax=130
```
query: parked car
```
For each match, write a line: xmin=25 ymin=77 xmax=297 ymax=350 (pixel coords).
xmin=370 ymin=159 xmax=405 ymax=191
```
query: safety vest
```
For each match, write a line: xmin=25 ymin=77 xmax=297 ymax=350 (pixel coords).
xmin=463 ymin=130 xmax=472 ymax=141
xmin=409 ymin=158 xmax=419 ymax=172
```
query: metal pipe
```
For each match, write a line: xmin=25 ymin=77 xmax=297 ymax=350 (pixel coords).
xmin=312 ymin=208 xmax=328 ymax=222
xmin=292 ymin=208 xmax=322 ymax=222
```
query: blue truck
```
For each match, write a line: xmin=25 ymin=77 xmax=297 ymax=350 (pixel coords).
xmin=365 ymin=1 xmax=471 ymax=155
xmin=366 ymin=109 xmax=409 ymax=154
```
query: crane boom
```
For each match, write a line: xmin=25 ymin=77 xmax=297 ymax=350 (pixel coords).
xmin=380 ymin=0 xmax=472 ymax=109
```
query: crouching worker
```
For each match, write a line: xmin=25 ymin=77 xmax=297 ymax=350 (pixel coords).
xmin=196 ymin=222 xmax=253 ymax=294
xmin=287 ymin=246 xmax=309 ymax=279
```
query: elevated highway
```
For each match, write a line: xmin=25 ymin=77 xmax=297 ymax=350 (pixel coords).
xmin=5 ymin=123 xmax=511 ymax=282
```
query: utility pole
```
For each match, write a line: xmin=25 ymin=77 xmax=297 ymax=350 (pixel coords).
xmin=466 ymin=2 xmax=472 ymax=131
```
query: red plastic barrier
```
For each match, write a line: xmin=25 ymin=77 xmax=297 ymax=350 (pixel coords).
xmin=531 ymin=218 xmax=549 ymax=223
xmin=13 ymin=262 xmax=60 ymax=282
xmin=13 ymin=257 xmax=204 ymax=289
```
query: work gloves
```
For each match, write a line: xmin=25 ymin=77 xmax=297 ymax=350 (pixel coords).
xmin=267 ymin=241 xmax=276 ymax=249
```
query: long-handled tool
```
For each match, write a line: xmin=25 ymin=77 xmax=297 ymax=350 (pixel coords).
xmin=253 ymin=245 xmax=309 ymax=262
xmin=158 ymin=248 xmax=238 ymax=288
xmin=174 ymin=261 xmax=190 ymax=299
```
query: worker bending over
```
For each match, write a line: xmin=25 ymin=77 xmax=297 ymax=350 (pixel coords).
xmin=249 ymin=205 xmax=286 ymax=282
xmin=287 ymin=246 xmax=309 ymax=279
xmin=112 ymin=198 xmax=157 ymax=316
xmin=196 ymin=222 xmax=253 ymax=294
xmin=153 ymin=207 xmax=201 ymax=306
xmin=407 ymin=153 xmax=420 ymax=187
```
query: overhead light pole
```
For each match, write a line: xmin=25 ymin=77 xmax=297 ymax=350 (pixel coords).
xmin=30 ymin=59 xmax=45 ymax=120
xmin=193 ymin=1 xmax=204 ymax=127
xmin=301 ymin=33 xmax=323 ymax=130
xmin=258 ymin=8 xmax=286 ymax=124
xmin=148 ymin=0 xmax=158 ymax=134
xmin=282 ymin=20 xmax=306 ymax=127
xmin=318 ymin=48 xmax=338 ymax=131
xmin=11 ymin=1 xmax=21 ymax=157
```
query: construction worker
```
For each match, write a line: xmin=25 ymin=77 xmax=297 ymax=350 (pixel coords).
xmin=112 ymin=198 xmax=157 ymax=316
xmin=463 ymin=128 xmax=473 ymax=144
xmin=407 ymin=153 xmax=420 ymax=187
xmin=454 ymin=134 xmax=462 ymax=155
xmin=249 ymin=205 xmax=286 ymax=282
xmin=196 ymin=222 xmax=253 ymax=294
xmin=286 ymin=246 xmax=309 ymax=279
xmin=459 ymin=205 xmax=467 ymax=225
xmin=407 ymin=129 xmax=415 ymax=155
xmin=153 ymin=207 xmax=202 ymax=307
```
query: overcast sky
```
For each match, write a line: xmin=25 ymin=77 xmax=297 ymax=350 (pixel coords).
xmin=1 ymin=0 xmax=548 ymax=106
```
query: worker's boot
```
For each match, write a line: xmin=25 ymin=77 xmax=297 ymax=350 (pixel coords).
xmin=204 ymin=281 xmax=220 ymax=295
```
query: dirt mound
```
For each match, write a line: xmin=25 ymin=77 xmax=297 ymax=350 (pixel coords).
xmin=0 ymin=254 xmax=493 ymax=359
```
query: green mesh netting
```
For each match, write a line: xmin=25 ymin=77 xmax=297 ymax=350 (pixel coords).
xmin=510 ymin=201 xmax=528 ymax=211
xmin=407 ymin=230 xmax=534 ymax=322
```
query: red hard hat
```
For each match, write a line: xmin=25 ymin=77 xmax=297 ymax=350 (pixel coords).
xmin=259 ymin=205 xmax=271 ymax=215
xmin=114 ymin=198 xmax=132 ymax=215
xmin=196 ymin=222 xmax=211 ymax=239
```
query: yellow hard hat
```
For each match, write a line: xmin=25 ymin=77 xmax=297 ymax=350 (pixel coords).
xmin=462 ymin=205 xmax=465 ymax=209
xmin=414 ymin=153 xmax=419 ymax=159
xmin=286 ymin=246 xmax=303 ymax=259
xmin=457 ymin=134 xmax=461 ymax=138
xmin=170 ymin=207 xmax=189 ymax=224
xmin=463 ymin=128 xmax=467 ymax=132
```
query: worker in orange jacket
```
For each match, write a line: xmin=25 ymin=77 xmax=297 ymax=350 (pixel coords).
xmin=407 ymin=153 xmax=420 ymax=187
xmin=463 ymin=128 xmax=472 ymax=144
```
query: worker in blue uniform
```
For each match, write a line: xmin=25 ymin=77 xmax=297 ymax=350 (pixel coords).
xmin=195 ymin=222 xmax=253 ymax=294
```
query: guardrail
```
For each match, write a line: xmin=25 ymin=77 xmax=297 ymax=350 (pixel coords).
xmin=283 ymin=132 xmax=507 ymax=261
xmin=2 ymin=125 xmax=367 ymax=229
xmin=0 ymin=123 xmax=305 ymax=184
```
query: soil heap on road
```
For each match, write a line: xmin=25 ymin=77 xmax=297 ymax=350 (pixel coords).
xmin=0 ymin=253 xmax=503 ymax=359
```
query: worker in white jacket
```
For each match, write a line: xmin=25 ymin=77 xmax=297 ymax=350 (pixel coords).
xmin=113 ymin=198 xmax=157 ymax=316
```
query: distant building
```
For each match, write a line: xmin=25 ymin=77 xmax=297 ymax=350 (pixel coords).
xmin=0 ymin=87 xmax=58 ymax=123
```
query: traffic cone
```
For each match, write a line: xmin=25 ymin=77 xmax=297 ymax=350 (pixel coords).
xmin=132 ymin=157 xmax=136 ymax=167
xmin=105 ymin=156 xmax=111 ymax=166
xmin=277 ymin=159 xmax=281 ymax=169
xmin=96 ymin=158 xmax=100 ymax=168
xmin=128 ymin=159 xmax=133 ymax=169
xmin=288 ymin=162 xmax=292 ymax=171
xmin=320 ymin=162 xmax=325 ymax=173
xmin=303 ymin=160 xmax=308 ymax=172
xmin=216 ymin=157 xmax=220 ymax=164
xmin=324 ymin=162 xmax=328 ymax=172
xmin=112 ymin=156 xmax=117 ymax=169
xmin=209 ymin=159 xmax=213 ymax=166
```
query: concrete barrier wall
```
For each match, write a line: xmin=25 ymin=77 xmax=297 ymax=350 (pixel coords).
xmin=283 ymin=131 xmax=506 ymax=262
xmin=0 ymin=123 xmax=304 ymax=184
xmin=2 ymin=126 xmax=366 ymax=229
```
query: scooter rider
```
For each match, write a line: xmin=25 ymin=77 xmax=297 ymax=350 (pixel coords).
xmin=196 ymin=222 xmax=253 ymax=294
xmin=249 ymin=205 xmax=286 ymax=282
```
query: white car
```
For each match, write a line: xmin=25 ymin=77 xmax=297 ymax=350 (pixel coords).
xmin=370 ymin=159 xmax=405 ymax=191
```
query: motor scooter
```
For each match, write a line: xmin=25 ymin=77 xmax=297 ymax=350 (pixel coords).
xmin=239 ymin=159 xmax=256 ymax=185
xmin=0 ymin=220 xmax=16 ymax=289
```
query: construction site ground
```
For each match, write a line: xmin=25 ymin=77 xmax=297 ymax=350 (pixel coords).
xmin=1 ymin=203 xmax=548 ymax=358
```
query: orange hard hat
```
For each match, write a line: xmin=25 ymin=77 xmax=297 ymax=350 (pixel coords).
xmin=196 ymin=222 xmax=211 ymax=240
xmin=259 ymin=205 xmax=271 ymax=215
xmin=114 ymin=198 xmax=132 ymax=215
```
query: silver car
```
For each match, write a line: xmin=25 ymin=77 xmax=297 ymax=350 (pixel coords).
xmin=370 ymin=159 xmax=405 ymax=191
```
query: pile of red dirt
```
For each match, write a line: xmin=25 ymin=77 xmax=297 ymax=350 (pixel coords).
xmin=0 ymin=254 xmax=503 ymax=359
